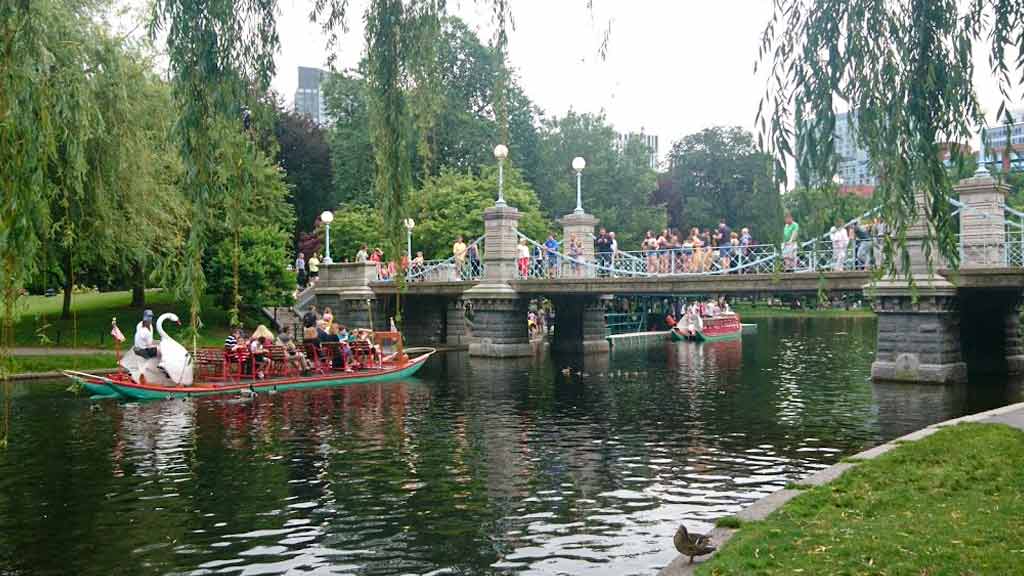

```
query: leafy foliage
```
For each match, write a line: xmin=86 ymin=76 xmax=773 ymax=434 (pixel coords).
xmin=407 ymin=167 xmax=549 ymax=259
xmin=329 ymin=167 xmax=549 ymax=261
xmin=327 ymin=205 xmax=387 ymax=262
xmin=208 ymin=226 xmax=295 ymax=310
xmin=661 ymin=127 xmax=783 ymax=243
xmin=758 ymin=0 xmax=1024 ymax=276
xmin=782 ymin=186 xmax=873 ymax=242
xmin=322 ymin=72 xmax=375 ymax=206
xmin=151 ymin=0 xmax=280 ymax=331
xmin=534 ymin=111 xmax=663 ymax=247
xmin=273 ymin=107 xmax=335 ymax=242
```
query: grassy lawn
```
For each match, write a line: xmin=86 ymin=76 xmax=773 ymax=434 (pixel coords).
xmin=3 ymin=353 xmax=117 ymax=375
xmin=3 ymin=290 xmax=266 ymax=349
xmin=733 ymin=304 xmax=875 ymax=319
xmin=698 ymin=423 xmax=1024 ymax=575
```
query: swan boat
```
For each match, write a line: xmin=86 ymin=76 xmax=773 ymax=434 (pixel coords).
xmin=670 ymin=312 xmax=742 ymax=342
xmin=64 ymin=313 xmax=435 ymax=401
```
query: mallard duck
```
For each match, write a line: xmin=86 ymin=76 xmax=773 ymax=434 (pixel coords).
xmin=674 ymin=524 xmax=716 ymax=563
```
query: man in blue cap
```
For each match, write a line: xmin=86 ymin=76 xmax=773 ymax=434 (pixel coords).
xmin=134 ymin=309 xmax=158 ymax=359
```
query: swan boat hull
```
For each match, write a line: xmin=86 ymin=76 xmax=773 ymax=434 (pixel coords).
xmin=670 ymin=314 xmax=742 ymax=342
xmin=65 ymin=349 xmax=435 ymax=401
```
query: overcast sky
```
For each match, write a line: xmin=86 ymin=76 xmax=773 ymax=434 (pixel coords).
xmin=271 ymin=0 xmax=1021 ymax=158
xmin=273 ymin=0 xmax=777 ymax=151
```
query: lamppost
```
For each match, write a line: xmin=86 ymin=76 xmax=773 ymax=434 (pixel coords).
xmin=975 ymin=127 xmax=989 ymax=176
xmin=403 ymin=218 xmax=415 ymax=272
xmin=493 ymin=144 xmax=509 ymax=206
xmin=320 ymin=210 xmax=334 ymax=264
xmin=572 ymin=156 xmax=586 ymax=214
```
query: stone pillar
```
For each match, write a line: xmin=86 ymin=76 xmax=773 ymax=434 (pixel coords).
xmin=445 ymin=298 xmax=472 ymax=346
xmin=870 ymin=285 xmax=966 ymax=383
xmin=315 ymin=262 xmax=383 ymax=330
xmin=465 ymin=203 xmax=531 ymax=357
xmin=481 ymin=204 xmax=522 ymax=282
xmin=866 ymin=190 xmax=966 ymax=383
xmin=955 ymin=171 xmax=1010 ymax=268
xmin=401 ymin=296 xmax=446 ymax=346
xmin=465 ymin=296 xmax=532 ymax=357
xmin=552 ymin=296 xmax=611 ymax=354
xmin=559 ymin=211 xmax=599 ymax=264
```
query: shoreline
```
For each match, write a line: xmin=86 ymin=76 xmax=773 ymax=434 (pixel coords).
xmin=656 ymin=399 xmax=1024 ymax=575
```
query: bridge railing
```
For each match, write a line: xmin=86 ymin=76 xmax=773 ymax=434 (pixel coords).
xmin=376 ymin=236 xmax=486 ymax=283
xmin=605 ymin=311 xmax=647 ymax=335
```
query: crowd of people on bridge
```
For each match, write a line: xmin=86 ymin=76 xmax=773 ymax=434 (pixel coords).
xmin=291 ymin=210 xmax=890 ymax=289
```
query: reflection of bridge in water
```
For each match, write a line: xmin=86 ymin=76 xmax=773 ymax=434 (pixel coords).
xmin=303 ymin=169 xmax=1024 ymax=385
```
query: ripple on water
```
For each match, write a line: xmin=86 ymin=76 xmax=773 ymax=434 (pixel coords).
xmin=2 ymin=317 xmax=1016 ymax=575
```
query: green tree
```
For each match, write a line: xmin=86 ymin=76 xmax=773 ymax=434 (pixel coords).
xmin=322 ymin=72 xmax=375 ymax=206
xmin=535 ymin=111 xmax=663 ymax=247
xmin=329 ymin=166 xmax=549 ymax=261
xmin=759 ymin=0 xmax=1024 ymax=273
xmin=662 ymin=127 xmax=783 ymax=243
xmin=273 ymin=108 xmax=334 ymax=243
xmin=782 ymin=186 xmax=873 ymax=242
xmin=327 ymin=205 xmax=388 ymax=262
xmin=208 ymin=226 xmax=295 ymax=310
xmin=407 ymin=166 xmax=549 ymax=259
xmin=201 ymin=119 xmax=295 ymax=322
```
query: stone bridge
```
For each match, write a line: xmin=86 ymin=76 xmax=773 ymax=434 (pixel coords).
xmin=305 ymin=168 xmax=1024 ymax=385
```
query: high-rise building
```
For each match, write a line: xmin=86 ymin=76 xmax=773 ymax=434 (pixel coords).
xmin=616 ymin=131 xmax=659 ymax=170
xmin=833 ymin=112 xmax=878 ymax=187
xmin=294 ymin=66 xmax=328 ymax=125
xmin=982 ymin=108 xmax=1024 ymax=172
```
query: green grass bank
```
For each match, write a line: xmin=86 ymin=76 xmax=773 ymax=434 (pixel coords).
xmin=3 ymin=290 xmax=266 ymax=350
xmin=3 ymin=353 xmax=117 ymax=376
xmin=733 ymin=304 xmax=874 ymax=319
xmin=698 ymin=423 xmax=1024 ymax=575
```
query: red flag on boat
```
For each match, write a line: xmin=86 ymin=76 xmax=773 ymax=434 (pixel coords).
xmin=110 ymin=318 xmax=125 ymax=343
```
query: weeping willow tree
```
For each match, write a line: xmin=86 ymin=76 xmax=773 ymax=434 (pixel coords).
xmin=0 ymin=0 xmax=185 ymax=445
xmin=758 ymin=0 xmax=1024 ymax=276
xmin=151 ymin=0 xmax=279 ymax=336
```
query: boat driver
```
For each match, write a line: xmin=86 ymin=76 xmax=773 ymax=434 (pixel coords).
xmin=134 ymin=309 xmax=158 ymax=359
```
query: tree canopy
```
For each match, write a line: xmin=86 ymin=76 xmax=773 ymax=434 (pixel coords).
xmin=534 ymin=111 xmax=663 ymax=247
xmin=661 ymin=127 xmax=783 ymax=243
xmin=759 ymin=0 xmax=1024 ymax=274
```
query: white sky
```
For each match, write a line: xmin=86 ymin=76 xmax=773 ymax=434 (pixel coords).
xmin=271 ymin=0 xmax=1021 ymax=156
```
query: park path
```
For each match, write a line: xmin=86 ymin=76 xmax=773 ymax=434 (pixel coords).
xmin=9 ymin=347 xmax=109 ymax=356
xmin=658 ymin=400 xmax=1024 ymax=575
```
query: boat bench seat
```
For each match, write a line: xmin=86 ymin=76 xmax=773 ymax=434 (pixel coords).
xmin=196 ymin=348 xmax=226 ymax=379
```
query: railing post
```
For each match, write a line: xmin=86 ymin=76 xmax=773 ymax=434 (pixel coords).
xmin=559 ymin=210 xmax=599 ymax=278
xmin=955 ymin=170 xmax=1009 ymax=269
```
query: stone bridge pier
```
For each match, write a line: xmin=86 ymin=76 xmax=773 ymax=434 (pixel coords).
xmin=550 ymin=295 xmax=611 ymax=354
xmin=869 ymin=172 xmax=1023 ymax=383
xmin=464 ymin=204 xmax=533 ymax=357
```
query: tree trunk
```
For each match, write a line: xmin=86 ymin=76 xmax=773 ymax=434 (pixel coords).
xmin=131 ymin=261 xmax=145 ymax=308
xmin=61 ymin=250 xmax=73 ymax=320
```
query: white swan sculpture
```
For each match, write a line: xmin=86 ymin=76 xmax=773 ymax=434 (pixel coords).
xmin=120 ymin=313 xmax=194 ymax=386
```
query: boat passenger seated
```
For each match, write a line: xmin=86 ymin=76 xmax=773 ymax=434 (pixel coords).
xmin=665 ymin=313 xmax=677 ymax=328
xmin=249 ymin=336 xmax=272 ymax=378
xmin=224 ymin=327 xmax=246 ymax=362
xmin=276 ymin=327 xmax=312 ymax=373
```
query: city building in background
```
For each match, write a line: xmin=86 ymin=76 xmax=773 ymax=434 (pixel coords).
xmin=294 ymin=66 xmax=328 ymax=125
xmin=833 ymin=111 xmax=879 ymax=188
xmin=616 ymin=131 xmax=659 ymax=170
xmin=982 ymin=108 xmax=1024 ymax=172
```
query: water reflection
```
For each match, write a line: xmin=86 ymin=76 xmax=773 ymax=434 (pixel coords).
xmin=0 ymin=317 xmax=1019 ymax=575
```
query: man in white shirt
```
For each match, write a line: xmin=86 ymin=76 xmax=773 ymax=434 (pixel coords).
xmin=134 ymin=309 xmax=158 ymax=358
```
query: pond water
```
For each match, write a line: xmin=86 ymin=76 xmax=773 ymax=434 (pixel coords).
xmin=0 ymin=317 xmax=1019 ymax=576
